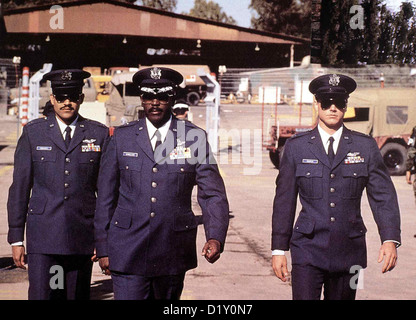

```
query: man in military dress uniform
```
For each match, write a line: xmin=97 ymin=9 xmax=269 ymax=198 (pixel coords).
xmin=94 ymin=67 xmax=229 ymax=300
xmin=7 ymin=69 xmax=109 ymax=300
xmin=271 ymin=74 xmax=401 ymax=300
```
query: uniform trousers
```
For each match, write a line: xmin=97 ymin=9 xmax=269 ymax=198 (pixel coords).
xmin=111 ymin=272 xmax=185 ymax=300
xmin=291 ymin=265 xmax=358 ymax=300
xmin=27 ymin=253 xmax=92 ymax=300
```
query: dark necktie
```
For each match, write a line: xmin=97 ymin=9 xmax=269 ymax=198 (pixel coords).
xmin=64 ymin=126 xmax=72 ymax=149
xmin=154 ymin=129 xmax=162 ymax=152
xmin=328 ymin=136 xmax=335 ymax=165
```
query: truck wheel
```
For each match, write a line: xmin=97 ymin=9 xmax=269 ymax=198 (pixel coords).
xmin=186 ymin=92 xmax=201 ymax=106
xmin=380 ymin=143 xmax=407 ymax=176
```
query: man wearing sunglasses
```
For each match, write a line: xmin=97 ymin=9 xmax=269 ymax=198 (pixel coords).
xmin=7 ymin=69 xmax=109 ymax=299
xmin=272 ymin=74 xmax=401 ymax=300
xmin=94 ymin=67 xmax=229 ymax=300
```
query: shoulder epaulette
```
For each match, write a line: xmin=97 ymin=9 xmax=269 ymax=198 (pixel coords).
xmin=84 ymin=118 xmax=108 ymax=129
xmin=350 ymin=130 xmax=371 ymax=138
xmin=25 ymin=117 xmax=47 ymax=126
xmin=290 ymin=129 xmax=313 ymax=140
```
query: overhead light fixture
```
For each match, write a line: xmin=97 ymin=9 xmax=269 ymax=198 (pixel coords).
xmin=196 ymin=39 xmax=201 ymax=48
xmin=122 ymin=37 xmax=127 ymax=44
xmin=255 ymin=43 xmax=260 ymax=51
xmin=45 ymin=35 xmax=50 ymax=42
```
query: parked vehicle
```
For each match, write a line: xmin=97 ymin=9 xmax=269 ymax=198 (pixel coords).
xmin=266 ymin=87 xmax=416 ymax=176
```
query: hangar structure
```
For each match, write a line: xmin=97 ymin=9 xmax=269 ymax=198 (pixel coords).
xmin=1 ymin=0 xmax=310 ymax=74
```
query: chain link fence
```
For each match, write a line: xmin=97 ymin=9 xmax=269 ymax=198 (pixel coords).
xmin=219 ymin=64 xmax=416 ymax=105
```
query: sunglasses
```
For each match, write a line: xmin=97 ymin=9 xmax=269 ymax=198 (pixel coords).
xmin=141 ymin=93 xmax=172 ymax=105
xmin=319 ymin=99 xmax=347 ymax=110
xmin=54 ymin=94 xmax=82 ymax=103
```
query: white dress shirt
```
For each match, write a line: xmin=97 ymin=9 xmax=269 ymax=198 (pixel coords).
xmin=317 ymin=124 xmax=343 ymax=155
xmin=146 ymin=116 xmax=172 ymax=150
xmin=56 ymin=115 xmax=78 ymax=139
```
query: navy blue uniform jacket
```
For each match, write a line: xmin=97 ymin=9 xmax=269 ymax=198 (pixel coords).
xmin=7 ymin=115 xmax=109 ymax=255
xmin=94 ymin=117 xmax=229 ymax=276
xmin=272 ymin=126 xmax=401 ymax=272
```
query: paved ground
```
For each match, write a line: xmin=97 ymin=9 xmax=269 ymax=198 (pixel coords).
xmin=0 ymin=103 xmax=416 ymax=301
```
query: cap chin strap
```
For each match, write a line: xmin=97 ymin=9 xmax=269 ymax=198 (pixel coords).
xmin=141 ymin=86 xmax=174 ymax=94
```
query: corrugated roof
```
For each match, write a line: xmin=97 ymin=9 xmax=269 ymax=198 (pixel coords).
xmin=3 ymin=0 xmax=309 ymax=45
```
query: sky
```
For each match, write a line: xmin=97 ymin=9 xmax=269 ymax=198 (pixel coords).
xmin=174 ymin=1 xmax=416 ymax=29
xmin=175 ymin=0 xmax=253 ymax=28
xmin=386 ymin=0 xmax=416 ymax=11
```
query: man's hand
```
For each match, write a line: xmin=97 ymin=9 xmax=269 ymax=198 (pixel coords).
xmin=12 ymin=246 xmax=26 ymax=270
xmin=98 ymin=257 xmax=111 ymax=275
xmin=272 ymin=255 xmax=289 ymax=282
xmin=202 ymin=239 xmax=221 ymax=264
xmin=406 ymin=171 xmax=412 ymax=184
xmin=378 ymin=242 xmax=398 ymax=273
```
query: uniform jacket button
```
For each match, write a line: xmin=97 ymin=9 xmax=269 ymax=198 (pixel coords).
xmin=150 ymin=212 xmax=155 ymax=218
xmin=153 ymin=167 xmax=158 ymax=173
xmin=151 ymin=197 xmax=157 ymax=203
xmin=330 ymin=202 xmax=336 ymax=208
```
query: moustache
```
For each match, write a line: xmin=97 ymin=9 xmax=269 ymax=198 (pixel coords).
xmin=148 ymin=107 xmax=163 ymax=113
xmin=60 ymin=105 xmax=74 ymax=110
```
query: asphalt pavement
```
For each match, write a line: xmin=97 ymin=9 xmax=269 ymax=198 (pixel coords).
xmin=0 ymin=103 xmax=416 ymax=301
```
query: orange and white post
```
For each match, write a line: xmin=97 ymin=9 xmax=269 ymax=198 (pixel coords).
xmin=20 ymin=67 xmax=29 ymax=126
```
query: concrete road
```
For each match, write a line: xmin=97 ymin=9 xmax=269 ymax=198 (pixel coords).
xmin=0 ymin=102 xmax=415 ymax=300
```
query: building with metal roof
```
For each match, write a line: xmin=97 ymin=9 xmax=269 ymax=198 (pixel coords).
xmin=1 ymin=0 xmax=310 ymax=73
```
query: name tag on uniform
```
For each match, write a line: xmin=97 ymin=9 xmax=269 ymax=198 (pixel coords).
xmin=36 ymin=146 xmax=52 ymax=151
xmin=123 ymin=152 xmax=138 ymax=157
xmin=302 ymin=159 xmax=318 ymax=164
xmin=82 ymin=144 xmax=101 ymax=152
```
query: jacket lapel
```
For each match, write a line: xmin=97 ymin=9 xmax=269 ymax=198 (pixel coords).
xmin=332 ymin=126 xmax=353 ymax=169
xmin=154 ymin=118 xmax=180 ymax=164
xmin=136 ymin=119 xmax=155 ymax=162
xmin=47 ymin=116 xmax=67 ymax=153
xmin=307 ymin=127 xmax=331 ymax=168
xmin=66 ymin=116 xmax=87 ymax=154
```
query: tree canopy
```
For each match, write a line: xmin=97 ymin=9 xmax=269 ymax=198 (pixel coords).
xmin=249 ymin=0 xmax=311 ymax=38
xmin=186 ymin=0 xmax=236 ymax=25
xmin=319 ymin=0 xmax=416 ymax=66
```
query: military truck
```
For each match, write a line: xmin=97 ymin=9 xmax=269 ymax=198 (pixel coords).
xmin=267 ymin=87 xmax=416 ymax=176
xmin=344 ymin=87 xmax=416 ymax=175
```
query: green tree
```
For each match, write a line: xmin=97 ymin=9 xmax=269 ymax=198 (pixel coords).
xmin=136 ymin=0 xmax=177 ymax=12
xmin=392 ymin=2 xmax=414 ymax=64
xmin=378 ymin=3 xmax=395 ymax=63
xmin=249 ymin=0 xmax=311 ymax=38
xmin=362 ymin=0 xmax=381 ymax=64
xmin=187 ymin=0 xmax=236 ymax=25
